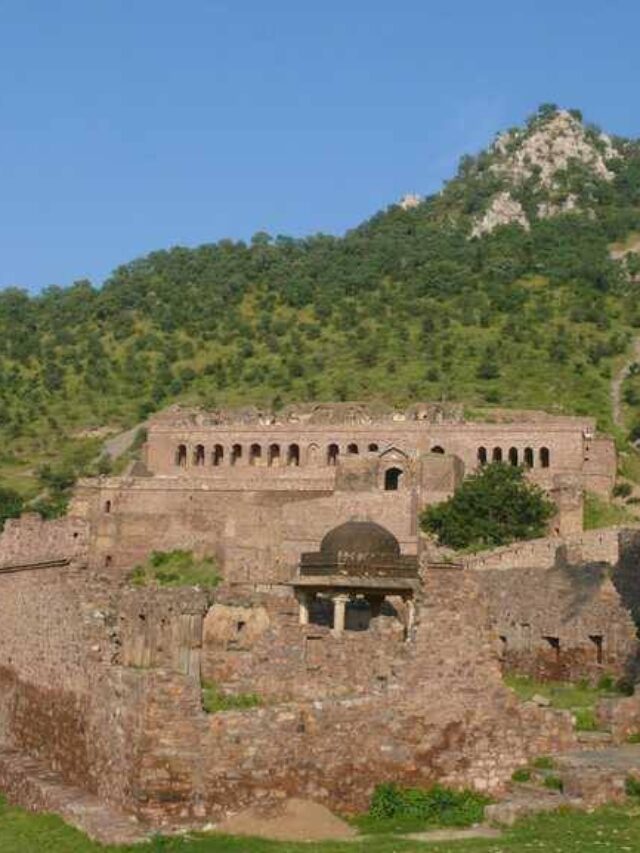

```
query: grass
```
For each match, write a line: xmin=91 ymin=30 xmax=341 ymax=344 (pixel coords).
xmin=583 ymin=491 xmax=637 ymax=530
xmin=201 ymin=681 xmax=261 ymax=713
xmin=504 ymin=675 xmax=625 ymax=731
xmin=127 ymin=550 xmax=220 ymax=588
xmin=6 ymin=796 xmax=640 ymax=852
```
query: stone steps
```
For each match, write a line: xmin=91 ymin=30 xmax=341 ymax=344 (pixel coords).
xmin=0 ymin=747 xmax=150 ymax=845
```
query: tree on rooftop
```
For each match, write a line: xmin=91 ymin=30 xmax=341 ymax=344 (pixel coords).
xmin=420 ymin=463 xmax=555 ymax=551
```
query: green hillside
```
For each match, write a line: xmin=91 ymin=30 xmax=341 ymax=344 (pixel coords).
xmin=3 ymin=104 xmax=640 ymax=509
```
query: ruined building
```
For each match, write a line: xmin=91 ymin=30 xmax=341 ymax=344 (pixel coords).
xmin=0 ymin=401 xmax=637 ymax=840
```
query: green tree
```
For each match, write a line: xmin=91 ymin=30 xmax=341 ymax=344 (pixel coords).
xmin=420 ymin=463 xmax=555 ymax=551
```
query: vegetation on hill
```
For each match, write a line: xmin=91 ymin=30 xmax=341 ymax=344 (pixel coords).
xmin=3 ymin=104 xmax=640 ymax=505
xmin=127 ymin=550 xmax=220 ymax=588
xmin=420 ymin=463 xmax=555 ymax=550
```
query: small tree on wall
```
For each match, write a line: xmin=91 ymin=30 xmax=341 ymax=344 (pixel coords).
xmin=420 ymin=463 xmax=555 ymax=551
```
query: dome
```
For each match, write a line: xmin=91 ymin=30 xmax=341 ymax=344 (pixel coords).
xmin=320 ymin=521 xmax=400 ymax=559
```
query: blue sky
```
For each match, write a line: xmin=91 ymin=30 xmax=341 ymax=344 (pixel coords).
xmin=1 ymin=0 xmax=640 ymax=292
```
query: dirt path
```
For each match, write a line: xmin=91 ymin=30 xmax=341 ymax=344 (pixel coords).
xmin=611 ymin=338 xmax=640 ymax=428
xmin=102 ymin=422 xmax=147 ymax=460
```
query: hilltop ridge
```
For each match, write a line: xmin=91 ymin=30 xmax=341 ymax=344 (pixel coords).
xmin=1 ymin=104 xmax=640 ymax=510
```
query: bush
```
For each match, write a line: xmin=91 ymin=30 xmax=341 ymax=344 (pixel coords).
xmin=368 ymin=782 xmax=489 ymax=828
xmin=511 ymin=768 xmax=531 ymax=783
xmin=625 ymin=776 xmax=640 ymax=797
xmin=0 ymin=486 xmax=23 ymax=531
xmin=533 ymin=756 xmax=555 ymax=770
xmin=544 ymin=775 xmax=564 ymax=792
xmin=613 ymin=481 xmax=633 ymax=498
xmin=420 ymin=463 xmax=555 ymax=551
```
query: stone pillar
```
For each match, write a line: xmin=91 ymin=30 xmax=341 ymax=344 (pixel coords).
xmin=332 ymin=594 xmax=349 ymax=636
xmin=406 ymin=598 xmax=416 ymax=639
xmin=297 ymin=591 xmax=311 ymax=625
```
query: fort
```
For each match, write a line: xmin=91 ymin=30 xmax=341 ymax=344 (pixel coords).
xmin=0 ymin=400 xmax=639 ymax=842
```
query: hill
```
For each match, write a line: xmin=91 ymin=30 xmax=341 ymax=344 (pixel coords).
xmin=3 ymin=103 xmax=640 ymax=510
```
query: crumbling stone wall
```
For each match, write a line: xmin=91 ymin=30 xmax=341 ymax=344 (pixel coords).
xmin=477 ymin=549 xmax=638 ymax=682
xmin=126 ymin=567 xmax=577 ymax=827
xmin=201 ymin=588 xmax=409 ymax=701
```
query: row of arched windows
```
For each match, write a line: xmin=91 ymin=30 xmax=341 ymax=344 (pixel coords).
xmin=174 ymin=441 xmax=447 ymax=469
xmin=175 ymin=442 xmax=302 ymax=467
xmin=477 ymin=446 xmax=550 ymax=468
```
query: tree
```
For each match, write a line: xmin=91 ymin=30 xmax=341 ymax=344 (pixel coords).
xmin=420 ymin=463 xmax=555 ymax=551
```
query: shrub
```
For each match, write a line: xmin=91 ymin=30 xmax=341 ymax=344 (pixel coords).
xmin=544 ymin=775 xmax=564 ymax=792
xmin=625 ymin=776 xmax=640 ymax=797
xmin=420 ymin=463 xmax=555 ymax=551
xmin=626 ymin=733 xmax=640 ymax=744
xmin=511 ymin=768 xmax=531 ymax=783
xmin=613 ymin=481 xmax=633 ymax=498
xmin=368 ymin=782 xmax=489 ymax=828
xmin=0 ymin=486 xmax=23 ymax=531
xmin=533 ymin=756 xmax=555 ymax=770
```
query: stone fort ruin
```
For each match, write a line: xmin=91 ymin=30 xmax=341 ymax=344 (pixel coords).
xmin=0 ymin=400 xmax=638 ymax=840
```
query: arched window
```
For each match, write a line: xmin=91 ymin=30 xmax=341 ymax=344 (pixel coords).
xmin=508 ymin=447 xmax=518 ymax=467
xmin=193 ymin=444 xmax=205 ymax=466
xmin=492 ymin=447 xmax=503 ymax=463
xmin=212 ymin=444 xmax=224 ymax=466
xmin=477 ymin=447 xmax=487 ymax=466
xmin=431 ymin=445 xmax=445 ymax=454
xmin=287 ymin=443 xmax=300 ymax=466
xmin=368 ymin=443 xmax=379 ymax=453
xmin=327 ymin=443 xmax=339 ymax=466
xmin=540 ymin=447 xmax=550 ymax=469
xmin=524 ymin=447 xmax=534 ymax=468
xmin=175 ymin=444 xmax=187 ymax=467
xmin=268 ymin=444 xmax=281 ymax=466
xmin=249 ymin=443 xmax=262 ymax=466
xmin=384 ymin=467 xmax=403 ymax=491
xmin=347 ymin=443 xmax=359 ymax=455
xmin=104 ymin=500 xmax=111 ymax=514
xmin=231 ymin=444 xmax=242 ymax=466
xmin=307 ymin=443 xmax=319 ymax=465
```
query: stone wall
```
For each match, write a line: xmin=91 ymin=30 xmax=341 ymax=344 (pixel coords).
xmin=201 ymin=588 xmax=410 ymax=701
xmin=476 ymin=533 xmax=639 ymax=682
xmin=465 ymin=527 xmax=622 ymax=572
xmin=0 ymin=514 xmax=88 ymax=571
xmin=127 ymin=567 xmax=577 ymax=828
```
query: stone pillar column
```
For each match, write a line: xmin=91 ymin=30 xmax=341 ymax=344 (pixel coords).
xmin=406 ymin=598 xmax=416 ymax=640
xmin=332 ymin=594 xmax=349 ymax=635
xmin=297 ymin=591 xmax=311 ymax=625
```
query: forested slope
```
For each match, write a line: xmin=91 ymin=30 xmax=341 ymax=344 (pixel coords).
xmin=2 ymin=104 xmax=640 ymax=510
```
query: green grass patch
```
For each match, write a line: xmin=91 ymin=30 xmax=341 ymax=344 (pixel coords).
xmin=202 ymin=681 xmax=261 ymax=714
xmin=505 ymin=674 xmax=625 ymax=715
xmin=6 ymin=793 xmax=640 ymax=851
xmin=128 ymin=550 xmax=220 ymax=588
xmin=584 ymin=491 xmax=637 ymax=530
xmin=350 ymin=782 xmax=490 ymax=834
xmin=574 ymin=707 xmax=599 ymax=731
